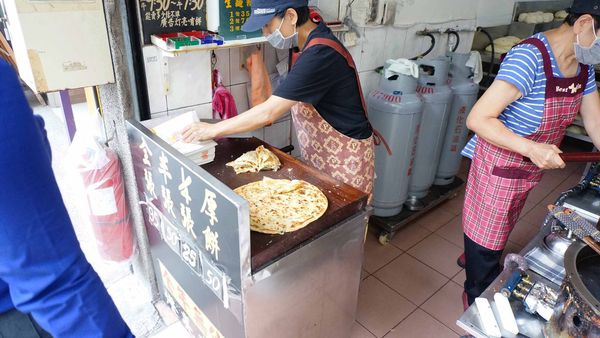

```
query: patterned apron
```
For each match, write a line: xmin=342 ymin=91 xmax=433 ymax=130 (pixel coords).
xmin=290 ymin=38 xmax=389 ymax=194
xmin=463 ymin=38 xmax=589 ymax=250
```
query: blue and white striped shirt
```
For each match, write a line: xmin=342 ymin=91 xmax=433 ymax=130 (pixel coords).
xmin=462 ymin=33 xmax=597 ymax=159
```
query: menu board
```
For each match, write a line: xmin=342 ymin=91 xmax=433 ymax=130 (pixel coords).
xmin=219 ymin=0 xmax=261 ymax=40
xmin=127 ymin=120 xmax=248 ymax=338
xmin=138 ymin=0 xmax=208 ymax=44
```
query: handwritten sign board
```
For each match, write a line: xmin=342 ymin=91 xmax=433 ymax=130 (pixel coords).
xmin=127 ymin=120 xmax=249 ymax=337
xmin=219 ymin=0 xmax=261 ymax=40
xmin=138 ymin=0 xmax=208 ymax=45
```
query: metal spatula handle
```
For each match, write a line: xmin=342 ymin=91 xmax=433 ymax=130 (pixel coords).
xmin=524 ymin=152 xmax=600 ymax=163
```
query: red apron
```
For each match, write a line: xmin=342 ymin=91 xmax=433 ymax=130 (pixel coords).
xmin=463 ymin=38 xmax=589 ymax=250
xmin=290 ymin=38 xmax=389 ymax=194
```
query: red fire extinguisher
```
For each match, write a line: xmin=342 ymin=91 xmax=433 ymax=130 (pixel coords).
xmin=79 ymin=149 xmax=134 ymax=262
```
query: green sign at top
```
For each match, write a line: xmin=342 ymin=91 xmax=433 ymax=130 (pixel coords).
xmin=219 ymin=0 xmax=262 ymax=40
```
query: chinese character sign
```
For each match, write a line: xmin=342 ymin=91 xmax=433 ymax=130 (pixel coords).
xmin=127 ymin=120 xmax=245 ymax=290
xmin=139 ymin=0 xmax=208 ymax=44
xmin=127 ymin=120 xmax=247 ymax=338
xmin=449 ymin=106 xmax=468 ymax=153
xmin=219 ymin=0 xmax=261 ymax=40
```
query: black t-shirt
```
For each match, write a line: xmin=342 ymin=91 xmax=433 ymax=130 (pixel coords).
xmin=273 ymin=23 xmax=372 ymax=139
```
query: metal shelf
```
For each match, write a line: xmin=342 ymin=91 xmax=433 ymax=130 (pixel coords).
xmin=152 ymin=35 xmax=266 ymax=57
xmin=565 ymin=130 xmax=592 ymax=143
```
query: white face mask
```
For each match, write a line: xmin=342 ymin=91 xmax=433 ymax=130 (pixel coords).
xmin=266 ymin=17 xmax=298 ymax=50
xmin=575 ymin=21 xmax=600 ymax=65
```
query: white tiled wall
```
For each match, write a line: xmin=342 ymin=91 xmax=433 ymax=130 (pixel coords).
xmin=229 ymin=47 xmax=251 ymax=85
xmin=393 ymin=0 xmax=478 ymax=26
xmin=166 ymin=51 xmax=213 ymax=109
xmin=359 ymin=26 xmax=388 ymax=72
xmin=477 ymin=0 xmax=564 ymax=27
xmin=229 ymin=83 xmax=250 ymax=113
xmin=167 ymin=104 xmax=214 ymax=120
xmin=143 ymin=43 xmax=293 ymax=149
xmin=142 ymin=0 xmax=492 ymax=148
xmin=265 ymin=118 xmax=292 ymax=149
xmin=214 ymin=48 xmax=231 ymax=87
xmin=311 ymin=0 xmax=341 ymax=21
xmin=383 ymin=26 xmax=410 ymax=61
xmin=143 ymin=46 xmax=212 ymax=118
xmin=142 ymin=46 xmax=167 ymax=114
xmin=263 ymin=44 xmax=279 ymax=75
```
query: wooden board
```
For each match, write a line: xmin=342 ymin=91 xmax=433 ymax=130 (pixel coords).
xmin=0 ymin=32 xmax=17 ymax=71
xmin=202 ymin=138 xmax=368 ymax=272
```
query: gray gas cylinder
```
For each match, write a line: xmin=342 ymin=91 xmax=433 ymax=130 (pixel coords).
xmin=435 ymin=52 xmax=480 ymax=185
xmin=405 ymin=58 xmax=453 ymax=211
xmin=369 ymin=59 xmax=423 ymax=217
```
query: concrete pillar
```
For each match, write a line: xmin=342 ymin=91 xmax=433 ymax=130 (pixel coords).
xmin=98 ymin=0 xmax=159 ymax=300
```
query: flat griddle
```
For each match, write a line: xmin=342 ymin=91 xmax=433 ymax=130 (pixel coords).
xmin=202 ymin=137 xmax=368 ymax=272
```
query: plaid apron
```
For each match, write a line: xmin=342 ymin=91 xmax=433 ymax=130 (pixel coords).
xmin=289 ymin=37 xmax=386 ymax=194
xmin=463 ymin=38 xmax=589 ymax=250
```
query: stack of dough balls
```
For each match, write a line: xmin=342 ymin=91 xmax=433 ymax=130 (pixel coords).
xmin=486 ymin=36 xmax=522 ymax=55
xmin=554 ymin=10 xmax=568 ymax=21
xmin=518 ymin=11 xmax=555 ymax=24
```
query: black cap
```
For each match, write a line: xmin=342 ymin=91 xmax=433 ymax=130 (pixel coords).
xmin=570 ymin=0 xmax=600 ymax=16
xmin=241 ymin=0 xmax=308 ymax=32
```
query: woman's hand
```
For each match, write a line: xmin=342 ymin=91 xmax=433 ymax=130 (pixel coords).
xmin=181 ymin=122 xmax=218 ymax=142
xmin=177 ymin=96 xmax=296 ymax=142
xmin=525 ymin=142 xmax=565 ymax=169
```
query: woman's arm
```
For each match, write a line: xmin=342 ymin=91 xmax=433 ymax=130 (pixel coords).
xmin=182 ymin=95 xmax=297 ymax=142
xmin=466 ymin=79 xmax=564 ymax=169
xmin=580 ymin=90 xmax=600 ymax=150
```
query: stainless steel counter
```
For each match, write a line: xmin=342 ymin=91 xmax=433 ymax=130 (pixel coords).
xmin=457 ymin=224 xmax=559 ymax=338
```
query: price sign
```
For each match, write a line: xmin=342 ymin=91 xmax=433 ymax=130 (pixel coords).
xmin=138 ymin=0 xmax=208 ymax=44
xmin=219 ymin=0 xmax=261 ymax=40
xmin=128 ymin=120 xmax=247 ymax=337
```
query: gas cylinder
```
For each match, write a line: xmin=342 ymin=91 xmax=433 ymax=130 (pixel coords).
xmin=405 ymin=58 xmax=453 ymax=211
xmin=435 ymin=52 xmax=481 ymax=185
xmin=369 ymin=59 xmax=423 ymax=217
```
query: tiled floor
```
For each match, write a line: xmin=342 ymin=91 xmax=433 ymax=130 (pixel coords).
xmin=354 ymin=157 xmax=589 ymax=338
xmin=39 ymin=88 xmax=591 ymax=338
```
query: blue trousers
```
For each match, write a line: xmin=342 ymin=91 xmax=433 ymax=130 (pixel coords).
xmin=0 ymin=60 xmax=134 ymax=337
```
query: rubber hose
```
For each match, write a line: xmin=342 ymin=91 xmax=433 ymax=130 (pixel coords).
xmin=448 ymin=30 xmax=460 ymax=52
xmin=410 ymin=33 xmax=436 ymax=60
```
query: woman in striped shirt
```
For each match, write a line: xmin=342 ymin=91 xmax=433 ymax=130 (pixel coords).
xmin=460 ymin=1 xmax=600 ymax=308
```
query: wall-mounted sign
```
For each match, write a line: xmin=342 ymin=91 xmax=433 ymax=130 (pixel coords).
xmin=219 ymin=0 xmax=261 ymax=40
xmin=138 ymin=0 xmax=208 ymax=45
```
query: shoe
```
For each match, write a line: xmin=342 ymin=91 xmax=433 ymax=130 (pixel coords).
xmin=462 ymin=291 xmax=469 ymax=311
xmin=457 ymin=252 xmax=466 ymax=269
